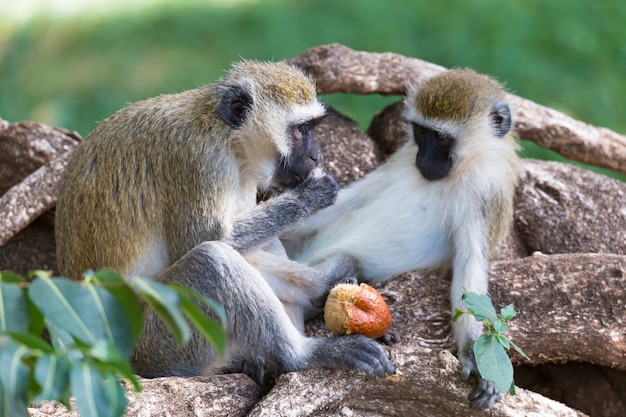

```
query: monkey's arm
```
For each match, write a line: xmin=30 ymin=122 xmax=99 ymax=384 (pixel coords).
xmin=284 ymin=162 xmax=391 ymax=239
xmin=449 ymin=208 xmax=501 ymax=409
xmin=228 ymin=169 xmax=338 ymax=253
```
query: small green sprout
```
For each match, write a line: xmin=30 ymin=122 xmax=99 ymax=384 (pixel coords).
xmin=453 ymin=291 xmax=530 ymax=395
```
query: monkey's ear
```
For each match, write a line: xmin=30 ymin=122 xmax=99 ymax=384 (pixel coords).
xmin=220 ymin=85 xmax=253 ymax=128
xmin=489 ymin=100 xmax=512 ymax=138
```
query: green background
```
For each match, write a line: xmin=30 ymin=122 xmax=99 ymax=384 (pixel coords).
xmin=1 ymin=0 xmax=624 ymax=177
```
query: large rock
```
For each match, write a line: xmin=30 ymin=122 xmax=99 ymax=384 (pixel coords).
xmin=515 ymin=159 xmax=626 ymax=254
xmin=0 ymin=118 xmax=79 ymax=195
xmin=247 ymin=348 xmax=585 ymax=417
xmin=29 ymin=374 xmax=261 ymax=417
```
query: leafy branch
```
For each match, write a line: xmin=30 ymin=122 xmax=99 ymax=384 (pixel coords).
xmin=452 ymin=291 xmax=530 ymax=395
xmin=0 ymin=269 xmax=226 ymax=417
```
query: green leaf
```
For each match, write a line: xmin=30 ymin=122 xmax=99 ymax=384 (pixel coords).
xmin=0 ymin=380 xmax=4 ymax=417
xmin=0 ymin=271 xmax=26 ymax=283
xmin=29 ymin=277 xmax=96 ymax=344
xmin=96 ymin=359 xmax=142 ymax=393
xmin=171 ymin=284 xmax=227 ymax=326
xmin=6 ymin=332 xmax=54 ymax=353
xmin=179 ymin=296 xmax=227 ymax=357
xmin=500 ymin=304 xmax=516 ymax=322
xmin=496 ymin=334 xmax=511 ymax=350
xmin=0 ymin=282 xmax=29 ymax=333
xmin=510 ymin=340 xmax=531 ymax=362
xmin=0 ymin=342 xmax=30 ymax=417
xmin=90 ymin=269 xmax=144 ymax=345
xmin=105 ymin=378 xmax=128 ymax=417
xmin=508 ymin=382 xmax=516 ymax=395
xmin=451 ymin=308 xmax=465 ymax=322
xmin=129 ymin=276 xmax=190 ymax=345
xmin=88 ymin=340 xmax=124 ymax=363
xmin=492 ymin=320 xmax=509 ymax=334
xmin=27 ymin=297 xmax=45 ymax=336
xmin=82 ymin=281 xmax=133 ymax=359
xmin=47 ymin=322 xmax=79 ymax=357
xmin=29 ymin=277 xmax=133 ymax=359
xmin=473 ymin=334 xmax=514 ymax=394
xmin=461 ymin=292 xmax=498 ymax=323
xmin=87 ymin=338 xmax=144 ymax=390
xmin=33 ymin=354 xmax=70 ymax=402
xmin=70 ymin=361 xmax=124 ymax=417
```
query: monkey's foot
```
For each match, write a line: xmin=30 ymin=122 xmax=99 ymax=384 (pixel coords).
xmin=459 ymin=347 xmax=503 ymax=409
xmin=468 ymin=377 xmax=502 ymax=409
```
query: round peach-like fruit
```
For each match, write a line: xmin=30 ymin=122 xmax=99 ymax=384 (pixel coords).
xmin=324 ymin=282 xmax=392 ymax=339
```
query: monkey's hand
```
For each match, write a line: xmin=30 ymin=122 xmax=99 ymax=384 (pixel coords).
xmin=294 ymin=168 xmax=339 ymax=215
xmin=459 ymin=346 xmax=502 ymax=409
xmin=229 ymin=169 xmax=337 ymax=253
xmin=309 ymin=334 xmax=396 ymax=379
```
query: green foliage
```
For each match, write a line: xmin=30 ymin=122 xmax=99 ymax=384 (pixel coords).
xmin=0 ymin=269 xmax=227 ymax=417
xmin=453 ymin=291 xmax=530 ymax=395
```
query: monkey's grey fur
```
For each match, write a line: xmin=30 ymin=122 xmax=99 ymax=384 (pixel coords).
xmin=56 ymin=60 xmax=395 ymax=384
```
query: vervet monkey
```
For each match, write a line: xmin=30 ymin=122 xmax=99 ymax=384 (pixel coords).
xmin=55 ymin=60 xmax=395 ymax=383
xmin=283 ymin=69 xmax=520 ymax=408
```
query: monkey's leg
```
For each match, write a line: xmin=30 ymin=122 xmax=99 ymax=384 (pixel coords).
xmin=132 ymin=241 xmax=395 ymax=382
xmin=245 ymin=250 xmax=330 ymax=320
xmin=246 ymin=244 xmax=359 ymax=332
xmin=450 ymin=223 xmax=502 ymax=409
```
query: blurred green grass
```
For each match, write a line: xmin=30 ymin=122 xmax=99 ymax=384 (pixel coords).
xmin=1 ymin=0 xmax=625 ymax=178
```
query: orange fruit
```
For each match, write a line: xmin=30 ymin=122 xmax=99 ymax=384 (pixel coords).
xmin=324 ymin=282 xmax=392 ymax=339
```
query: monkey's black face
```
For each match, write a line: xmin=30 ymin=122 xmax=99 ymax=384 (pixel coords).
xmin=273 ymin=118 xmax=324 ymax=188
xmin=412 ymin=123 xmax=454 ymax=181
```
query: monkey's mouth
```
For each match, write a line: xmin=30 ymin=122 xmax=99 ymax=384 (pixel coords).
xmin=415 ymin=152 xmax=453 ymax=181
xmin=272 ymin=160 xmax=315 ymax=190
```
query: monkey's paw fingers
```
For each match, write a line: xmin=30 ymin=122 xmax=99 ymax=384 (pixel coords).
xmin=341 ymin=276 xmax=358 ymax=285
xmin=324 ymin=335 xmax=396 ymax=379
xmin=459 ymin=347 xmax=503 ymax=409
xmin=298 ymin=171 xmax=339 ymax=211
xmin=468 ymin=377 xmax=502 ymax=410
xmin=309 ymin=167 xmax=326 ymax=179
xmin=378 ymin=328 xmax=399 ymax=345
xmin=351 ymin=338 xmax=396 ymax=379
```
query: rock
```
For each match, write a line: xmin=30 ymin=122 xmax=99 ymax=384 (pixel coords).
xmin=366 ymin=100 xmax=406 ymax=160
xmin=0 ymin=117 xmax=80 ymax=195
xmin=315 ymin=108 xmax=380 ymax=186
xmin=28 ymin=374 xmax=261 ymax=417
xmin=515 ymin=159 xmax=626 ymax=254
xmin=247 ymin=347 xmax=586 ymax=417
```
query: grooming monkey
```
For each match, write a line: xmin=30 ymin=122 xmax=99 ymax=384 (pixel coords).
xmin=283 ymin=69 xmax=520 ymax=408
xmin=55 ymin=61 xmax=395 ymax=382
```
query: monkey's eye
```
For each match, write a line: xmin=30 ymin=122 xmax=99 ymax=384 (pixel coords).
xmin=293 ymin=124 xmax=306 ymax=141
xmin=412 ymin=123 xmax=426 ymax=140
xmin=433 ymin=131 xmax=447 ymax=143
xmin=293 ymin=121 xmax=315 ymax=141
